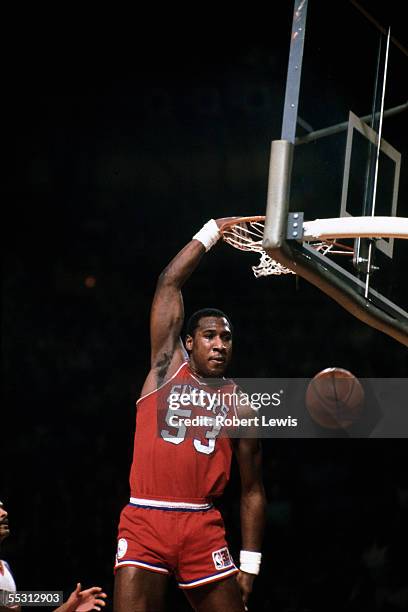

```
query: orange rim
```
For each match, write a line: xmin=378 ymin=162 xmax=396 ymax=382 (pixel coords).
xmin=219 ymin=216 xmax=266 ymax=233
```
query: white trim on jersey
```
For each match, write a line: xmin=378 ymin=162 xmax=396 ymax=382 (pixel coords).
xmin=129 ymin=497 xmax=212 ymax=510
xmin=137 ymin=360 xmax=236 ymax=409
xmin=114 ymin=559 xmax=170 ymax=574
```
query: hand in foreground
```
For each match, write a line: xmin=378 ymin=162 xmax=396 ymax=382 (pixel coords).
xmin=56 ymin=583 xmax=107 ymax=612
xmin=236 ymin=570 xmax=255 ymax=609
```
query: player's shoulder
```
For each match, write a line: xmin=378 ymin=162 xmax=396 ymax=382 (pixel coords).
xmin=0 ymin=560 xmax=11 ymax=572
xmin=138 ymin=359 xmax=190 ymax=403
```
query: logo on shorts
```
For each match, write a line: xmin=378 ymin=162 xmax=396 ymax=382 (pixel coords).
xmin=212 ymin=547 xmax=233 ymax=570
xmin=116 ymin=538 xmax=128 ymax=560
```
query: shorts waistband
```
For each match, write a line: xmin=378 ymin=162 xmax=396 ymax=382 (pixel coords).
xmin=129 ymin=497 xmax=213 ymax=511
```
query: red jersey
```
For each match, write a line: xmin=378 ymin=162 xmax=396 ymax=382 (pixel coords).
xmin=129 ymin=362 xmax=238 ymax=504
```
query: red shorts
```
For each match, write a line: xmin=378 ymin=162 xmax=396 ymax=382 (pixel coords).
xmin=114 ymin=500 xmax=238 ymax=589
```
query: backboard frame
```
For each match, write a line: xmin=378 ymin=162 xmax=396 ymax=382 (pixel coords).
xmin=262 ymin=0 xmax=408 ymax=347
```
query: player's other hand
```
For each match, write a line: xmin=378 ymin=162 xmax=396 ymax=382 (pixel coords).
xmin=65 ymin=583 xmax=107 ymax=611
xmin=236 ymin=570 xmax=255 ymax=607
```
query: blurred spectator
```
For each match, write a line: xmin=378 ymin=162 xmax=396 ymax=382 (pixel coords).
xmin=0 ymin=501 xmax=106 ymax=612
xmin=0 ymin=501 xmax=19 ymax=611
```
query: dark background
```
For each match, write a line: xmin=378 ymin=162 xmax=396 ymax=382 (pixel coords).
xmin=3 ymin=1 xmax=408 ymax=610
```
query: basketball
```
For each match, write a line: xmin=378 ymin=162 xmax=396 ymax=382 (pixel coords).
xmin=305 ymin=367 xmax=365 ymax=429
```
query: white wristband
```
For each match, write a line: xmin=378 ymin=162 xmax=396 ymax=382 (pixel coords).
xmin=193 ymin=219 xmax=220 ymax=251
xmin=240 ymin=550 xmax=262 ymax=575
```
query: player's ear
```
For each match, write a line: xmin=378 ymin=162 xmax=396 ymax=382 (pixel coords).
xmin=185 ymin=334 xmax=193 ymax=352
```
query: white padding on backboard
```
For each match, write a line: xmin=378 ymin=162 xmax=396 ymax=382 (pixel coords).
xmin=303 ymin=216 xmax=408 ymax=241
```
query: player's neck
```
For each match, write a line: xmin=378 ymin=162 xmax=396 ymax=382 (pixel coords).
xmin=187 ymin=360 xmax=204 ymax=379
xmin=188 ymin=361 xmax=226 ymax=386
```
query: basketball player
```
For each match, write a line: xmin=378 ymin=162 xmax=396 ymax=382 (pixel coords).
xmin=114 ymin=219 xmax=266 ymax=612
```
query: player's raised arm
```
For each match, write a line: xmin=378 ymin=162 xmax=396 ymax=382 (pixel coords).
xmin=149 ymin=239 xmax=206 ymax=374
xmin=142 ymin=218 xmax=236 ymax=394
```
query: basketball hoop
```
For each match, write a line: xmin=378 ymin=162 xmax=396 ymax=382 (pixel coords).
xmin=220 ymin=215 xmax=408 ymax=278
xmin=220 ymin=216 xmax=295 ymax=277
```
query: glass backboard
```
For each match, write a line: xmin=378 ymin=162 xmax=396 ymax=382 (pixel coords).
xmin=264 ymin=0 xmax=408 ymax=346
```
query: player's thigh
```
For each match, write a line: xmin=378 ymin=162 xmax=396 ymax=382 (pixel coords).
xmin=183 ymin=575 xmax=245 ymax=612
xmin=113 ymin=565 xmax=169 ymax=612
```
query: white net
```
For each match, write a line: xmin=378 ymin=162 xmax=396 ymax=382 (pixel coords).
xmin=221 ymin=218 xmax=356 ymax=277
xmin=252 ymin=250 xmax=295 ymax=277
xmin=221 ymin=219 xmax=295 ymax=277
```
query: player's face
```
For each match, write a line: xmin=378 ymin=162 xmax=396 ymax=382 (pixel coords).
xmin=186 ymin=317 xmax=232 ymax=377
xmin=0 ymin=502 xmax=10 ymax=543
